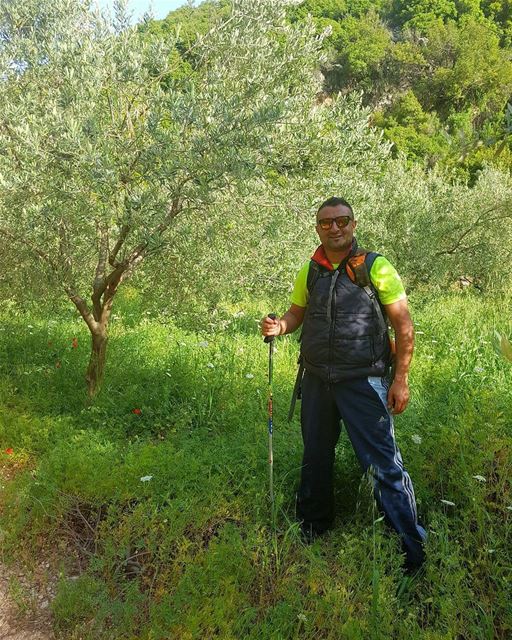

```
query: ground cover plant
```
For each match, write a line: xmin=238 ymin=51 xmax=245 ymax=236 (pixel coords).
xmin=0 ymin=290 xmax=511 ymax=639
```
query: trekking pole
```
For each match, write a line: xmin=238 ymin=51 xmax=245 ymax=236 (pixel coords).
xmin=264 ymin=314 xmax=277 ymax=517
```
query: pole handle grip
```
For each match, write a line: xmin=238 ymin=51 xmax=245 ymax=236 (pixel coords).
xmin=263 ymin=313 xmax=277 ymax=343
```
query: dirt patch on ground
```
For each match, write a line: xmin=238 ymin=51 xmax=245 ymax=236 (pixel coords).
xmin=0 ymin=560 xmax=56 ymax=640
xmin=0 ymin=460 xmax=56 ymax=638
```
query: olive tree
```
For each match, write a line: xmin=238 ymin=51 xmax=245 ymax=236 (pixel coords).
xmin=0 ymin=0 xmax=329 ymax=396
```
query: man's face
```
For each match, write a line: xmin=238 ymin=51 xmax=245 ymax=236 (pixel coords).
xmin=316 ymin=204 xmax=356 ymax=254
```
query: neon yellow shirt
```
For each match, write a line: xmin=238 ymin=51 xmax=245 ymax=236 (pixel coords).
xmin=290 ymin=256 xmax=406 ymax=308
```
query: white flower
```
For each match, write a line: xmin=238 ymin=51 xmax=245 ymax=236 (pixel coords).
xmin=472 ymin=475 xmax=486 ymax=482
xmin=473 ymin=366 xmax=484 ymax=373
xmin=206 ymin=363 xmax=214 ymax=369
xmin=198 ymin=341 xmax=209 ymax=348
xmin=440 ymin=499 xmax=456 ymax=506
xmin=411 ymin=434 xmax=422 ymax=444
xmin=140 ymin=475 xmax=153 ymax=482
xmin=245 ymin=373 xmax=254 ymax=379
xmin=297 ymin=613 xmax=307 ymax=623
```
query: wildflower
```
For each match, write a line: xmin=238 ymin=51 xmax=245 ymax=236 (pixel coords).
xmin=132 ymin=408 xmax=142 ymax=415
xmin=411 ymin=434 xmax=422 ymax=444
xmin=5 ymin=448 xmax=14 ymax=455
xmin=206 ymin=363 xmax=215 ymax=369
xmin=440 ymin=499 xmax=456 ymax=506
xmin=72 ymin=337 xmax=78 ymax=348
xmin=198 ymin=341 xmax=209 ymax=348
xmin=472 ymin=475 xmax=486 ymax=482
xmin=140 ymin=475 xmax=153 ymax=482
xmin=245 ymin=373 xmax=254 ymax=379
xmin=473 ymin=366 xmax=484 ymax=373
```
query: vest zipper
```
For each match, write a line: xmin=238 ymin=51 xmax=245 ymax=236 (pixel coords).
xmin=328 ymin=271 xmax=338 ymax=383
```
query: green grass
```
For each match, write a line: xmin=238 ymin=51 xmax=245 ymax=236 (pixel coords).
xmin=0 ymin=291 xmax=511 ymax=639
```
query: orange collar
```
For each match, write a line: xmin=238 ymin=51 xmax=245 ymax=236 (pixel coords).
xmin=311 ymin=239 xmax=358 ymax=271
xmin=311 ymin=245 xmax=334 ymax=270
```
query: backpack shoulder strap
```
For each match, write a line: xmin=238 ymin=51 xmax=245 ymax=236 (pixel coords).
xmin=306 ymin=259 xmax=322 ymax=295
xmin=346 ymin=249 xmax=381 ymax=288
xmin=346 ymin=250 xmax=388 ymax=332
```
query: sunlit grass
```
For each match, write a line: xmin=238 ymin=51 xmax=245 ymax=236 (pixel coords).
xmin=0 ymin=291 xmax=511 ymax=639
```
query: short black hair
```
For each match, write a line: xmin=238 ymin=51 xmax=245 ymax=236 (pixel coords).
xmin=317 ymin=197 xmax=353 ymax=217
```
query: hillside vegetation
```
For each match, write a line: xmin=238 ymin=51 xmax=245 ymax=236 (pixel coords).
xmin=145 ymin=0 xmax=512 ymax=180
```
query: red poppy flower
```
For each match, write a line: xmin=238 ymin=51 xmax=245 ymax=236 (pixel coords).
xmin=72 ymin=337 xmax=78 ymax=349
xmin=5 ymin=448 xmax=13 ymax=455
xmin=132 ymin=408 xmax=142 ymax=415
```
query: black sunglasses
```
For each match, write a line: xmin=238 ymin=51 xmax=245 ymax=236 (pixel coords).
xmin=317 ymin=215 xmax=352 ymax=230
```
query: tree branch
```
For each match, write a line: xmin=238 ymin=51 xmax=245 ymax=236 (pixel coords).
xmin=109 ymin=224 xmax=131 ymax=267
xmin=434 ymin=205 xmax=511 ymax=258
xmin=92 ymin=223 xmax=109 ymax=321
xmin=64 ymin=286 xmax=98 ymax=333
xmin=152 ymin=195 xmax=183 ymax=237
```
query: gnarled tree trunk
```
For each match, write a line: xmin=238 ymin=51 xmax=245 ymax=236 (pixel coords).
xmin=85 ymin=327 xmax=108 ymax=399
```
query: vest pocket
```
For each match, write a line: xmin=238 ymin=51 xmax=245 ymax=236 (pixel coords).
xmin=335 ymin=336 xmax=374 ymax=366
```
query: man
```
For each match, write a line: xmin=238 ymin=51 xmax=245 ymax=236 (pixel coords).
xmin=261 ymin=196 xmax=426 ymax=573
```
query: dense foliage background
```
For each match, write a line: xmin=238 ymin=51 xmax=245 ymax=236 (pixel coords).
xmin=148 ymin=0 xmax=512 ymax=180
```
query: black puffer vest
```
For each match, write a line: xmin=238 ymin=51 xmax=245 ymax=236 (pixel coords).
xmin=300 ymin=241 xmax=391 ymax=383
